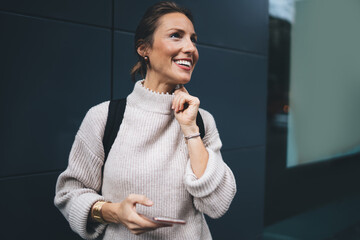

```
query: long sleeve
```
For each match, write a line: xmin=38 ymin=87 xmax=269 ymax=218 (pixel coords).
xmin=54 ymin=101 xmax=109 ymax=240
xmin=183 ymin=108 xmax=237 ymax=219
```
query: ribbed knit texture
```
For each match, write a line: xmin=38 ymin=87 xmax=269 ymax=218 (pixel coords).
xmin=54 ymin=80 xmax=237 ymax=240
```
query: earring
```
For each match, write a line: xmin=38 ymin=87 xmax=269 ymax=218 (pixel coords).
xmin=144 ymin=56 xmax=149 ymax=62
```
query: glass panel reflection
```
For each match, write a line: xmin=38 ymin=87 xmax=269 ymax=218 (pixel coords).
xmin=268 ymin=0 xmax=360 ymax=168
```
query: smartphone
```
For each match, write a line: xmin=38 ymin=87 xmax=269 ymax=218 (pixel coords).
xmin=153 ymin=216 xmax=186 ymax=225
xmin=140 ymin=214 xmax=186 ymax=225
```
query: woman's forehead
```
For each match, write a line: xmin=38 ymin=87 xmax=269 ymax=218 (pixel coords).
xmin=156 ymin=12 xmax=195 ymax=33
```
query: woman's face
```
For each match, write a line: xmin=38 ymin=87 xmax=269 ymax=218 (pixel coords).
xmin=144 ymin=12 xmax=199 ymax=86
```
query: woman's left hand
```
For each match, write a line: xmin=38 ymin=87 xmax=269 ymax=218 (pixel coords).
xmin=172 ymin=86 xmax=200 ymax=135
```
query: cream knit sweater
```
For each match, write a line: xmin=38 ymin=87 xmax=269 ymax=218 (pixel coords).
xmin=54 ymin=81 xmax=236 ymax=240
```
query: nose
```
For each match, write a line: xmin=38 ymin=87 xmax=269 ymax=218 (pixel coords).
xmin=183 ymin=37 xmax=196 ymax=54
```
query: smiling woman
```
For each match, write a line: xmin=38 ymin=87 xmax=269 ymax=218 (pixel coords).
xmin=139 ymin=12 xmax=199 ymax=90
xmin=54 ymin=2 xmax=236 ymax=240
xmin=131 ymin=5 xmax=198 ymax=91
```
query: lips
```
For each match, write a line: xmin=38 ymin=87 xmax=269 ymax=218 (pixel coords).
xmin=173 ymin=58 xmax=192 ymax=71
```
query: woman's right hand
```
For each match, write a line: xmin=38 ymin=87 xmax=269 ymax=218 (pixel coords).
xmin=101 ymin=194 xmax=171 ymax=235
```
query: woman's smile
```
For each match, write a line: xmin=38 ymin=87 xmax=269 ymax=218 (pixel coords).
xmin=173 ymin=58 xmax=193 ymax=71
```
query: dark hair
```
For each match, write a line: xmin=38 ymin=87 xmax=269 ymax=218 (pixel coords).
xmin=130 ymin=1 xmax=194 ymax=81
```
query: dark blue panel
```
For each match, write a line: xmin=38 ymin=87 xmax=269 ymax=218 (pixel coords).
xmin=0 ymin=172 xmax=82 ymax=240
xmin=0 ymin=12 xmax=111 ymax=177
xmin=207 ymin=147 xmax=265 ymax=240
xmin=114 ymin=0 xmax=268 ymax=55
xmin=113 ymin=31 xmax=138 ymax=99
xmin=0 ymin=0 xmax=112 ymax=27
xmin=189 ymin=45 xmax=267 ymax=149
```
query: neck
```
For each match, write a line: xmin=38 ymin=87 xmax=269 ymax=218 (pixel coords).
xmin=143 ymin=74 xmax=177 ymax=94
xmin=127 ymin=80 xmax=175 ymax=115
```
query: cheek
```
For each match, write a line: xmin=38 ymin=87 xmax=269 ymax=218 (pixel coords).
xmin=165 ymin=46 xmax=180 ymax=58
xmin=153 ymin=46 xmax=176 ymax=62
xmin=194 ymin=50 xmax=199 ymax=64
xmin=162 ymin=41 xmax=181 ymax=56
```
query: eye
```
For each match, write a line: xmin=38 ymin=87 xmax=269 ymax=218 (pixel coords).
xmin=191 ymin=36 xmax=197 ymax=44
xmin=170 ymin=32 xmax=181 ymax=38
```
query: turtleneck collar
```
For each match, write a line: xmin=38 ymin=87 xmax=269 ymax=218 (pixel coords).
xmin=127 ymin=80 xmax=175 ymax=115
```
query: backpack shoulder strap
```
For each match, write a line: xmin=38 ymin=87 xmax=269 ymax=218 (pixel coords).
xmin=197 ymin=111 xmax=205 ymax=139
xmin=103 ymin=98 xmax=127 ymax=162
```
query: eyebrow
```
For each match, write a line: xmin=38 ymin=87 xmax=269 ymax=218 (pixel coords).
xmin=167 ymin=28 xmax=197 ymax=38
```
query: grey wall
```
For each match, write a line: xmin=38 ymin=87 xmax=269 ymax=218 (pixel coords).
xmin=0 ymin=1 xmax=268 ymax=239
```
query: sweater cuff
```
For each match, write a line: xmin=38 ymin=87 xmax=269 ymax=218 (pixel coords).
xmin=184 ymin=148 xmax=226 ymax=198
xmin=69 ymin=192 xmax=107 ymax=240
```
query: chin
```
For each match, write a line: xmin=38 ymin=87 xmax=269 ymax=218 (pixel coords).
xmin=175 ymin=79 xmax=190 ymax=86
xmin=176 ymin=75 xmax=192 ymax=85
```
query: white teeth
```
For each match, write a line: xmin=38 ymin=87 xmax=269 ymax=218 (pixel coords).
xmin=175 ymin=60 xmax=191 ymax=67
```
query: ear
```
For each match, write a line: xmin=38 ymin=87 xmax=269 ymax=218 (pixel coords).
xmin=137 ymin=42 xmax=150 ymax=58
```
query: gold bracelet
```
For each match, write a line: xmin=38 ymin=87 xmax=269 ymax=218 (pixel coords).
xmin=91 ymin=201 xmax=110 ymax=224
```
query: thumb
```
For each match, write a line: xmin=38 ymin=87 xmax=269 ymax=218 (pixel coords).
xmin=129 ymin=194 xmax=153 ymax=207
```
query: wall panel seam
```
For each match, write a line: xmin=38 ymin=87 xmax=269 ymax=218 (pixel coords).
xmin=0 ymin=9 xmax=110 ymax=30
xmin=222 ymin=145 xmax=265 ymax=152
xmin=114 ymin=28 xmax=266 ymax=58
xmin=110 ymin=0 xmax=115 ymax=100
xmin=0 ymin=169 xmax=63 ymax=181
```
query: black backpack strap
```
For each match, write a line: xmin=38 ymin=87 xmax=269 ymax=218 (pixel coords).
xmin=103 ymin=98 xmax=127 ymax=162
xmin=197 ymin=111 xmax=205 ymax=139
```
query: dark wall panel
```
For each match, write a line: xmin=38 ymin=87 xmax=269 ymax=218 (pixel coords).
xmin=113 ymin=31 xmax=137 ymax=99
xmin=0 ymin=0 xmax=112 ymax=27
xmin=114 ymin=0 xmax=268 ymax=54
xmin=0 ymin=12 xmax=111 ymax=177
xmin=1 ymin=172 xmax=82 ymax=240
xmin=189 ymin=46 xmax=267 ymax=149
xmin=207 ymin=147 xmax=265 ymax=240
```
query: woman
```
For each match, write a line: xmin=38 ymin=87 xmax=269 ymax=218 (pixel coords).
xmin=54 ymin=2 xmax=236 ymax=239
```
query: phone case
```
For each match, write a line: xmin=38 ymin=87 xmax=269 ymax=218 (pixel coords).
xmin=153 ymin=216 xmax=186 ymax=225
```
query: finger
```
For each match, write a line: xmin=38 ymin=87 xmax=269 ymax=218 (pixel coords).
xmin=178 ymin=92 xmax=195 ymax=111
xmin=131 ymin=227 xmax=152 ymax=235
xmin=185 ymin=95 xmax=200 ymax=108
xmin=176 ymin=94 xmax=185 ymax=112
xmin=179 ymin=97 xmax=187 ymax=111
xmin=127 ymin=194 xmax=153 ymax=206
xmin=172 ymin=92 xmax=185 ymax=110
xmin=172 ymin=94 xmax=180 ymax=110
xmin=132 ymin=213 xmax=166 ymax=229
xmin=129 ymin=222 xmax=156 ymax=232
xmin=133 ymin=226 xmax=159 ymax=235
xmin=138 ymin=214 xmax=172 ymax=228
xmin=174 ymin=95 xmax=180 ymax=112
xmin=173 ymin=95 xmax=180 ymax=112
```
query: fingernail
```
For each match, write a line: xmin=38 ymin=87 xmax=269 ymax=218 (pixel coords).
xmin=146 ymin=200 xmax=153 ymax=205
